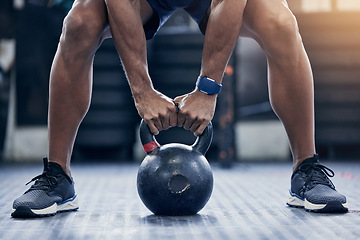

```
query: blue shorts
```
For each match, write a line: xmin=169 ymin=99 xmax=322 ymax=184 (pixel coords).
xmin=144 ymin=0 xmax=212 ymax=39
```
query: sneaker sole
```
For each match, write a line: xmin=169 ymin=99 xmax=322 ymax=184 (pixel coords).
xmin=11 ymin=195 xmax=79 ymax=218
xmin=286 ymin=190 xmax=348 ymax=213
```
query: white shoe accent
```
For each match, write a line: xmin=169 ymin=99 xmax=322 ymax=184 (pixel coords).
xmin=32 ymin=203 xmax=58 ymax=215
xmin=58 ymin=195 xmax=79 ymax=212
xmin=286 ymin=190 xmax=304 ymax=207
xmin=304 ymin=199 xmax=326 ymax=211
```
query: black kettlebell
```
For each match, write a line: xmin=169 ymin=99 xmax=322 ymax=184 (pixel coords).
xmin=137 ymin=120 xmax=214 ymax=216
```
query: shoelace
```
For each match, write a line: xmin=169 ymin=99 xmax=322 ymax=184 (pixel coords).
xmin=299 ymin=161 xmax=335 ymax=190
xmin=25 ymin=172 xmax=59 ymax=192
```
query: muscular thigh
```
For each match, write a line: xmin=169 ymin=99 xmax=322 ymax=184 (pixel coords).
xmin=98 ymin=0 xmax=154 ymax=40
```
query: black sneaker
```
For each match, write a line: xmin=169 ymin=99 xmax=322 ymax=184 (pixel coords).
xmin=287 ymin=154 xmax=348 ymax=213
xmin=11 ymin=157 xmax=79 ymax=218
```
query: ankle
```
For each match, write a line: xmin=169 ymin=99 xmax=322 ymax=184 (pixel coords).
xmin=292 ymin=154 xmax=317 ymax=172
xmin=48 ymin=159 xmax=72 ymax=178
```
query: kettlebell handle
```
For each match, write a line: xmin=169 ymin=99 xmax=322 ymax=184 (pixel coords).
xmin=139 ymin=120 xmax=213 ymax=155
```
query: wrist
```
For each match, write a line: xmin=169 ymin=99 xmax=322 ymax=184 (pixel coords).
xmin=130 ymin=77 xmax=154 ymax=96
xmin=132 ymin=85 xmax=156 ymax=102
xmin=194 ymin=88 xmax=218 ymax=100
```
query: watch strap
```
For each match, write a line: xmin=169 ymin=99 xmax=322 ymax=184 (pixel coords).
xmin=196 ymin=76 xmax=222 ymax=95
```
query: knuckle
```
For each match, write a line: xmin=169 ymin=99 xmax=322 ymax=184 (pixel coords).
xmin=150 ymin=115 xmax=160 ymax=122
xmin=186 ymin=112 xmax=196 ymax=121
xmin=169 ymin=106 xmax=177 ymax=113
xmin=143 ymin=115 xmax=152 ymax=123
xmin=204 ymin=117 xmax=211 ymax=123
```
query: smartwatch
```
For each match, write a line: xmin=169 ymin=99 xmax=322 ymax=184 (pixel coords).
xmin=196 ymin=76 xmax=222 ymax=95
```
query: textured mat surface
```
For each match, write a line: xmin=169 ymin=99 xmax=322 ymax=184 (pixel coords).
xmin=0 ymin=161 xmax=359 ymax=240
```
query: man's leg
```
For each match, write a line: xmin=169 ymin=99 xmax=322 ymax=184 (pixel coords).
xmin=48 ymin=0 xmax=110 ymax=177
xmin=12 ymin=0 xmax=161 ymax=218
xmin=240 ymin=0 xmax=315 ymax=171
xmin=240 ymin=0 xmax=347 ymax=213
xmin=11 ymin=0 xmax=111 ymax=218
xmin=50 ymin=0 xmax=156 ymax=177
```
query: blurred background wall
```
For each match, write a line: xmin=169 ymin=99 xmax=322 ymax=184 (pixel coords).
xmin=0 ymin=0 xmax=359 ymax=164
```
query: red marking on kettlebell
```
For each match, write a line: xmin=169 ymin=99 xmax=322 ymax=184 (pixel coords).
xmin=142 ymin=141 xmax=160 ymax=153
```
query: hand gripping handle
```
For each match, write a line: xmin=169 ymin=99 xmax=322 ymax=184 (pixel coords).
xmin=139 ymin=120 xmax=213 ymax=155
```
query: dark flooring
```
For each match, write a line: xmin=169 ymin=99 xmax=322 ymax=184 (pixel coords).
xmin=0 ymin=161 xmax=359 ymax=240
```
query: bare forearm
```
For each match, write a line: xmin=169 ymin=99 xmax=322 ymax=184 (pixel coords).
xmin=105 ymin=0 xmax=177 ymax=133
xmin=200 ymin=0 xmax=246 ymax=83
xmin=106 ymin=0 xmax=153 ymax=97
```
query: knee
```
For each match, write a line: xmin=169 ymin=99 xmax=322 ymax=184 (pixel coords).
xmin=59 ymin=8 xmax=104 ymax=54
xmin=256 ymin=9 xmax=303 ymax=60
xmin=268 ymin=10 xmax=300 ymax=42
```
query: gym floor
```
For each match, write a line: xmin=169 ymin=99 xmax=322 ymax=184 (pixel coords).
xmin=0 ymin=161 xmax=359 ymax=240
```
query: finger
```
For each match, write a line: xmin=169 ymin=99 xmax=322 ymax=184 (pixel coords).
xmin=153 ymin=118 xmax=163 ymax=133
xmin=194 ymin=121 xmax=208 ymax=137
xmin=183 ymin=116 xmax=195 ymax=130
xmin=160 ymin=114 xmax=170 ymax=131
xmin=177 ymin=111 xmax=186 ymax=127
xmin=190 ymin=119 xmax=204 ymax=134
xmin=146 ymin=120 xmax=160 ymax=135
